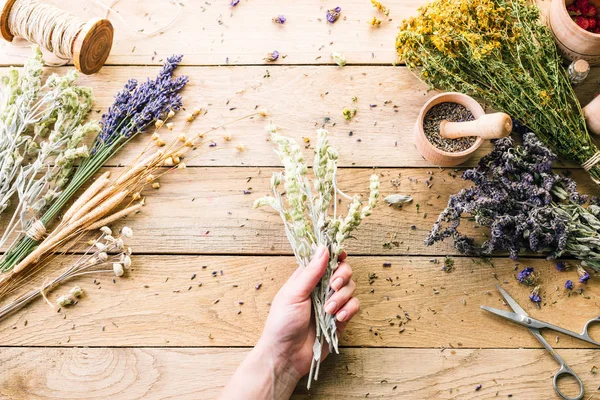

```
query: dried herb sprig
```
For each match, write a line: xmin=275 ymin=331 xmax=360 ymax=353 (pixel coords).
xmin=0 ymin=55 xmax=188 ymax=272
xmin=396 ymin=0 xmax=600 ymax=184
xmin=426 ymin=133 xmax=600 ymax=271
xmin=254 ymin=129 xmax=379 ymax=388
xmin=0 ymin=226 xmax=133 ymax=321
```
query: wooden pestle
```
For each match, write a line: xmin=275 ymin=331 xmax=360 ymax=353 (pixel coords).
xmin=584 ymin=95 xmax=600 ymax=136
xmin=440 ymin=112 xmax=513 ymax=140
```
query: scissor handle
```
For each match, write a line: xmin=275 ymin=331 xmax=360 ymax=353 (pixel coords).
xmin=553 ymin=364 xmax=584 ymax=400
xmin=581 ymin=317 xmax=600 ymax=346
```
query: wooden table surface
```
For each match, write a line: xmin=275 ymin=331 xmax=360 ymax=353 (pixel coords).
xmin=1 ymin=1 xmax=600 ymax=399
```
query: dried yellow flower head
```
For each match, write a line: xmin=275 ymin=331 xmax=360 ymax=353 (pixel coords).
xmin=258 ymin=108 xmax=268 ymax=117
xmin=152 ymin=182 xmax=161 ymax=189
xmin=155 ymin=119 xmax=164 ymax=129
xmin=236 ymin=144 xmax=246 ymax=152
xmin=167 ymin=110 xmax=175 ymax=118
xmin=132 ymin=192 xmax=141 ymax=201
xmin=166 ymin=122 xmax=175 ymax=131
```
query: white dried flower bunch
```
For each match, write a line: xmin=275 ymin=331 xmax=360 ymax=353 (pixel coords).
xmin=0 ymin=226 xmax=133 ymax=320
xmin=0 ymin=47 xmax=97 ymax=251
xmin=254 ymin=129 xmax=379 ymax=387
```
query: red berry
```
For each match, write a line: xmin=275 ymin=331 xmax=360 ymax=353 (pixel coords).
xmin=589 ymin=17 xmax=598 ymax=29
xmin=568 ymin=4 xmax=581 ymax=15
xmin=586 ymin=4 xmax=598 ymax=16
xmin=576 ymin=0 xmax=590 ymax=10
xmin=576 ymin=16 xmax=590 ymax=29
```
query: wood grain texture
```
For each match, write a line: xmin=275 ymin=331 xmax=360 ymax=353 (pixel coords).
xmin=0 ymin=255 xmax=597 ymax=348
xmin=0 ymin=347 xmax=598 ymax=399
xmin=0 ymin=0 xmax=414 ymax=66
xmin=8 ymin=166 xmax=591 ymax=256
xmin=1 ymin=65 xmax=598 ymax=168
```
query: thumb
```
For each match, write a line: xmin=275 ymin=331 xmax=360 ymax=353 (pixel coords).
xmin=287 ymin=245 xmax=329 ymax=300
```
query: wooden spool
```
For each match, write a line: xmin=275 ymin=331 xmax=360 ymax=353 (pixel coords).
xmin=584 ymin=96 xmax=600 ymax=136
xmin=414 ymin=92 xmax=485 ymax=167
xmin=549 ymin=0 xmax=600 ymax=66
xmin=0 ymin=0 xmax=114 ymax=74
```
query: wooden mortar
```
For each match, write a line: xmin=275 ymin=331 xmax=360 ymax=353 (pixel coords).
xmin=0 ymin=0 xmax=114 ymax=74
xmin=549 ymin=0 xmax=600 ymax=65
xmin=414 ymin=92 xmax=485 ymax=167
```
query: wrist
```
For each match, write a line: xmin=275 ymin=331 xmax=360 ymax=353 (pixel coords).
xmin=254 ymin=337 xmax=302 ymax=394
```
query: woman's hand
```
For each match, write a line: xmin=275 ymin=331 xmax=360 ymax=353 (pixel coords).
xmin=221 ymin=245 xmax=360 ymax=399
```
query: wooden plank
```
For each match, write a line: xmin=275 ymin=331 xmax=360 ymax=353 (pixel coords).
xmin=0 ymin=255 xmax=597 ymax=348
xmin=0 ymin=0 xmax=419 ymax=66
xmin=11 ymin=166 xmax=591 ymax=256
xmin=0 ymin=347 xmax=597 ymax=399
xmin=1 ymin=65 xmax=597 ymax=168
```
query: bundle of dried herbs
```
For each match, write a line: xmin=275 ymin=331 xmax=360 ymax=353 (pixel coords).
xmin=0 ymin=47 xmax=97 ymax=251
xmin=396 ymin=0 xmax=600 ymax=183
xmin=0 ymin=55 xmax=188 ymax=272
xmin=426 ymin=132 xmax=600 ymax=271
xmin=254 ymin=129 xmax=379 ymax=387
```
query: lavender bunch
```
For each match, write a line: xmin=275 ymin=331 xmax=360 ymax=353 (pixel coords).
xmin=254 ymin=129 xmax=379 ymax=388
xmin=426 ymin=132 xmax=600 ymax=271
xmin=0 ymin=55 xmax=188 ymax=272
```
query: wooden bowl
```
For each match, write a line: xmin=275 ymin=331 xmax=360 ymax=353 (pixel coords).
xmin=549 ymin=0 xmax=600 ymax=65
xmin=414 ymin=92 xmax=485 ymax=167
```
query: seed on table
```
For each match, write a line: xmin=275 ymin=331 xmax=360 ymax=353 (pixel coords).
xmin=423 ymin=102 xmax=476 ymax=152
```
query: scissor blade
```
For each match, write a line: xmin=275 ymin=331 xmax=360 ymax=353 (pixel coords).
xmin=495 ymin=284 xmax=529 ymax=316
xmin=480 ymin=306 xmax=526 ymax=326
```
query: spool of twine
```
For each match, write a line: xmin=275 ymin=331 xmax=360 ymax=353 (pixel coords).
xmin=0 ymin=0 xmax=114 ymax=74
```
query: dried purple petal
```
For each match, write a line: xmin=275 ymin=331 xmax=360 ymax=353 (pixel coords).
xmin=273 ymin=15 xmax=286 ymax=24
xmin=517 ymin=267 xmax=536 ymax=286
xmin=326 ymin=6 xmax=341 ymax=23
xmin=578 ymin=266 xmax=590 ymax=283
xmin=264 ymin=50 xmax=279 ymax=62
xmin=556 ymin=261 xmax=566 ymax=271
xmin=565 ymin=280 xmax=574 ymax=290
xmin=230 ymin=0 xmax=240 ymax=6
xmin=529 ymin=286 xmax=541 ymax=303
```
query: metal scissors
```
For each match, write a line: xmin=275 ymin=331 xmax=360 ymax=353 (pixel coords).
xmin=481 ymin=285 xmax=600 ymax=400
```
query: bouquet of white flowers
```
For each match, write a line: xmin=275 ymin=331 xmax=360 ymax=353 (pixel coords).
xmin=254 ymin=129 xmax=379 ymax=387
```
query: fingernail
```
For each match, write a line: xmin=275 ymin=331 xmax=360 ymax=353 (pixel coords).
xmin=336 ymin=310 xmax=348 ymax=322
xmin=324 ymin=301 xmax=337 ymax=314
xmin=331 ymin=277 xmax=343 ymax=291
xmin=315 ymin=245 xmax=326 ymax=260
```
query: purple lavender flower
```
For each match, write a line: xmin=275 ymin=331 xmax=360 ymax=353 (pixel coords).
xmin=230 ymin=0 xmax=240 ymax=6
xmin=96 ymin=55 xmax=188 ymax=153
xmin=326 ymin=7 xmax=341 ymax=23
xmin=273 ymin=15 xmax=286 ymax=24
xmin=264 ymin=50 xmax=279 ymax=62
xmin=529 ymin=293 xmax=541 ymax=303
xmin=565 ymin=280 xmax=574 ymax=290
xmin=556 ymin=261 xmax=566 ymax=271
xmin=578 ymin=266 xmax=590 ymax=283
xmin=425 ymin=132 xmax=600 ymax=272
xmin=517 ymin=267 xmax=536 ymax=286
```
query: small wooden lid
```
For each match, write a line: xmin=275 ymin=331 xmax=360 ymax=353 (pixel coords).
xmin=72 ymin=18 xmax=114 ymax=75
xmin=573 ymin=59 xmax=590 ymax=74
xmin=0 ymin=0 xmax=18 ymax=41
